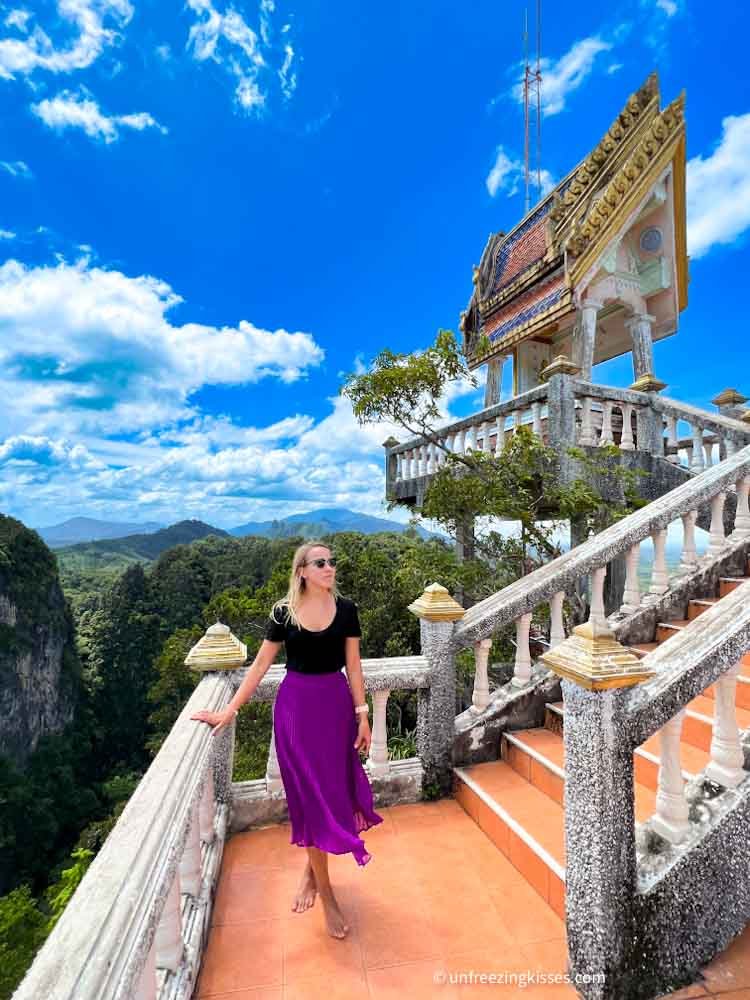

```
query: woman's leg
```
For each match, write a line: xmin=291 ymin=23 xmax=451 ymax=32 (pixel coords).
xmin=306 ymin=846 xmax=349 ymax=938
xmin=291 ymin=856 xmax=317 ymax=913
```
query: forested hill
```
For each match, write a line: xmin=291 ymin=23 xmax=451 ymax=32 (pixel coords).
xmin=56 ymin=520 xmax=229 ymax=573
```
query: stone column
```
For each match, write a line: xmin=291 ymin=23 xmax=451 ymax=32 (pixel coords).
xmin=625 ymin=312 xmax=656 ymax=381
xmin=408 ymin=583 xmax=466 ymax=796
xmin=185 ymin=622 xmax=248 ymax=806
xmin=541 ymin=605 xmax=655 ymax=997
xmin=542 ymin=356 xmax=580 ymax=486
xmin=484 ymin=357 xmax=505 ymax=408
xmin=382 ymin=436 xmax=400 ymax=500
xmin=572 ymin=299 xmax=601 ymax=380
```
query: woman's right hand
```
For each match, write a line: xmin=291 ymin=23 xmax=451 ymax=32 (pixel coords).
xmin=190 ymin=708 xmax=237 ymax=736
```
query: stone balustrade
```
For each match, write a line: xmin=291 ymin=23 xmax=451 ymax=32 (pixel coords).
xmin=453 ymin=444 xmax=750 ymax=727
xmin=13 ymin=671 xmax=236 ymax=1000
xmin=386 ymin=383 xmax=549 ymax=486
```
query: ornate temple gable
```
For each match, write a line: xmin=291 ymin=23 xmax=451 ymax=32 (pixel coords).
xmin=462 ymin=71 xmax=687 ymax=371
xmin=564 ymin=92 xmax=686 ymax=295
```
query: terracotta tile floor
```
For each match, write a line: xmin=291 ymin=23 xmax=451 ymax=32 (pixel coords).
xmin=195 ymin=798 xmax=750 ymax=999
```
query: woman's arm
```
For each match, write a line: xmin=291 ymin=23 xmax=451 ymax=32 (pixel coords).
xmin=345 ymin=637 xmax=372 ymax=753
xmin=191 ymin=638 xmax=282 ymax=732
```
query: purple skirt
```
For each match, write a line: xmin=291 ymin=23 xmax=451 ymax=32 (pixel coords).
xmin=273 ymin=668 xmax=383 ymax=866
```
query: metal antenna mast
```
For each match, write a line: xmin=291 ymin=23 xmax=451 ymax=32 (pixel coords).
xmin=522 ymin=2 xmax=543 ymax=215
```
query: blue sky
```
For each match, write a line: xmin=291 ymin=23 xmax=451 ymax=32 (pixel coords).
xmin=0 ymin=0 xmax=748 ymax=531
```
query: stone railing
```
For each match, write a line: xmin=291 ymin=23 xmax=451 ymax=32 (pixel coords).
xmin=12 ymin=648 xmax=441 ymax=998
xmin=384 ymin=375 xmax=750 ymax=499
xmin=385 ymin=383 xmax=549 ymax=486
xmin=567 ymin=382 xmax=750 ymax=464
xmin=13 ymin=671 xmax=235 ymax=1000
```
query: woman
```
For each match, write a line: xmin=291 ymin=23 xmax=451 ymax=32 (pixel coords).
xmin=191 ymin=541 xmax=383 ymax=939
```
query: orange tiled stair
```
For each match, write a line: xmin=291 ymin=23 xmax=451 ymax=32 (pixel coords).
xmin=195 ymin=575 xmax=750 ymax=998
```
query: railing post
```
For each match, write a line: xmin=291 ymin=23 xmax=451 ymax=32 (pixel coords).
xmin=408 ymin=583 xmax=466 ymax=796
xmin=541 ymin=602 xmax=654 ymax=998
xmin=734 ymin=475 xmax=750 ymax=537
xmin=651 ymin=710 xmax=690 ymax=844
xmin=382 ymin=436 xmax=400 ymax=495
xmin=541 ymin=357 xmax=579 ymax=482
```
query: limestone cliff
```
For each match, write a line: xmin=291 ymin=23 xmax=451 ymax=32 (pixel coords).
xmin=0 ymin=514 xmax=78 ymax=769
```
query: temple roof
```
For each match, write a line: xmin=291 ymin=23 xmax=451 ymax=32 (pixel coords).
xmin=461 ymin=72 xmax=687 ymax=368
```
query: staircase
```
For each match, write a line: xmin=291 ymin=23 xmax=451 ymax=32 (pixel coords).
xmin=453 ymin=563 xmax=750 ymax=981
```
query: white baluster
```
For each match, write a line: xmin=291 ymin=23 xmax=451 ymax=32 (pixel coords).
xmin=366 ymin=690 xmax=390 ymax=776
xmin=514 ymin=407 xmax=523 ymax=430
xmin=471 ymin=638 xmax=493 ymax=713
xmin=549 ymin=591 xmax=565 ymax=649
xmin=589 ymin=566 xmax=607 ymax=629
xmin=706 ymin=662 xmax=746 ymax=788
xmin=200 ymin=769 xmax=216 ymax=843
xmin=621 ymin=543 xmax=641 ymax=614
xmin=480 ymin=420 xmax=489 ymax=452
xmin=494 ymin=416 xmax=505 ymax=456
xmin=678 ymin=510 xmax=699 ymax=573
xmin=620 ymin=403 xmax=635 ymax=451
xmin=445 ymin=432 xmax=454 ymax=456
xmin=707 ymin=491 xmax=727 ymax=554
xmin=690 ymin=426 xmax=705 ymax=472
xmin=665 ymin=414 xmax=679 ymax=463
xmin=395 ymin=453 xmax=403 ymax=481
xmin=466 ymin=424 xmax=477 ymax=452
xmin=532 ymin=401 xmax=543 ymax=438
xmin=578 ymin=397 xmax=596 ymax=446
xmin=649 ymin=528 xmax=670 ymax=596
xmin=651 ymin=710 xmax=690 ymax=844
xmin=511 ymin=613 xmax=533 ymax=687
xmin=726 ymin=437 xmax=738 ymax=458
xmin=155 ymin=872 xmax=184 ymax=972
xmin=427 ymin=441 xmax=436 ymax=473
xmin=455 ymin=428 xmax=466 ymax=456
xmin=134 ymin=940 xmax=157 ymax=1000
xmin=703 ymin=440 xmax=714 ymax=468
xmin=266 ymin=721 xmax=283 ymax=793
xmin=179 ymin=800 xmax=202 ymax=897
xmin=733 ymin=475 xmax=750 ymax=537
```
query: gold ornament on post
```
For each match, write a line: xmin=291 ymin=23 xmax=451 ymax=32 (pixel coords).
xmin=185 ymin=622 xmax=247 ymax=672
xmin=408 ymin=583 xmax=466 ymax=622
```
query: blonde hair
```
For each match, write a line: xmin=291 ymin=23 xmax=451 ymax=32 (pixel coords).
xmin=271 ymin=540 xmax=339 ymax=628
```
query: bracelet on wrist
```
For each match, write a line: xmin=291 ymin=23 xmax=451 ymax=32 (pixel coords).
xmin=354 ymin=703 xmax=369 ymax=715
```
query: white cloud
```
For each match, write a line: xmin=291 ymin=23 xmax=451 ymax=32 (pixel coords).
xmin=486 ymin=145 xmax=555 ymax=199
xmin=0 ymin=256 xmax=325 ymax=444
xmin=0 ymin=229 xmax=15 ymax=239
xmin=0 ymin=159 xmax=32 ymax=178
xmin=186 ymin=0 xmax=297 ymax=113
xmin=510 ymin=35 xmax=612 ymax=117
xmin=656 ymin=0 xmax=678 ymax=15
xmin=0 ymin=267 xmax=479 ymax=530
xmin=31 ymin=90 xmax=167 ymax=142
xmin=687 ymin=113 xmax=750 ymax=259
xmin=0 ymin=0 xmax=132 ymax=80
xmin=607 ymin=62 xmax=623 ymax=74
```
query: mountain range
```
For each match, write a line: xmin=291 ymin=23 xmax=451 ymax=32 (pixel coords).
xmin=39 ymin=516 xmax=165 ymax=548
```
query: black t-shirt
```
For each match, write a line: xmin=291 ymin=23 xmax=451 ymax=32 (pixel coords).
xmin=263 ymin=596 xmax=362 ymax=674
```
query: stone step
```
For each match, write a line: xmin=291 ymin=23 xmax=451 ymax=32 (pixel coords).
xmin=452 ymin=760 xmax=566 ymax=920
xmin=720 ymin=576 xmax=750 ymax=597
xmin=687 ymin=597 xmax=720 ymax=621
xmin=501 ymin=729 xmax=658 ymax=821
xmin=655 ymin=619 xmax=692 ymax=642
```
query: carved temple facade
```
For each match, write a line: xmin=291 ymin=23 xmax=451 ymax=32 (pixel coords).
xmin=461 ymin=73 xmax=687 ymax=403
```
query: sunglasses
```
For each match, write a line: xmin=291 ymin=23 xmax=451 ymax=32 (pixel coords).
xmin=304 ymin=557 xmax=337 ymax=568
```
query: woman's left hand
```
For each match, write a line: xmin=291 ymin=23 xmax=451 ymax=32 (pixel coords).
xmin=354 ymin=717 xmax=372 ymax=755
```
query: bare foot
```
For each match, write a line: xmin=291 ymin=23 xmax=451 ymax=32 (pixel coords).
xmin=320 ymin=890 xmax=349 ymax=938
xmin=291 ymin=862 xmax=317 ymax=913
